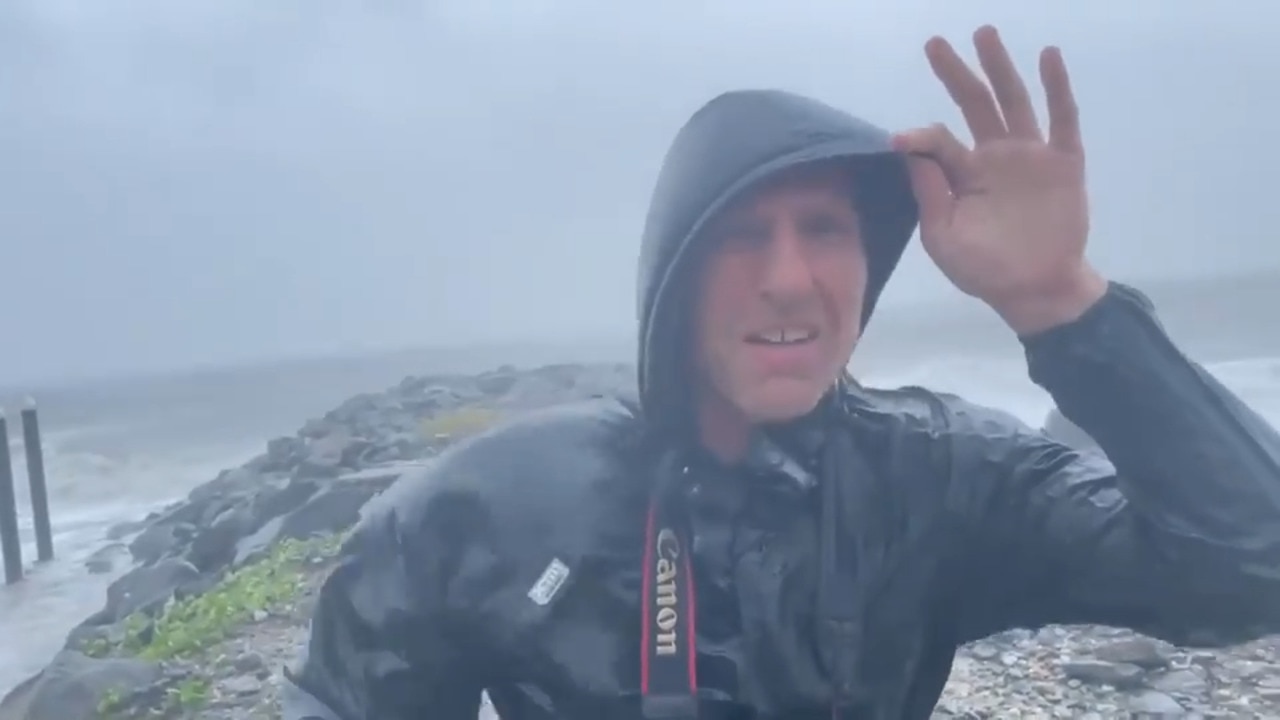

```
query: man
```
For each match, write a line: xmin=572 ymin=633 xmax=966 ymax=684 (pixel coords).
xmin=282 ymin=26 xmax=1280 ymax=720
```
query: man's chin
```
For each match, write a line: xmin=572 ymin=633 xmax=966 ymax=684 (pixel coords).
xmin=738 ymin=379 xmax=827 ymax=424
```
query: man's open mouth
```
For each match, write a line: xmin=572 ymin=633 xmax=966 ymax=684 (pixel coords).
xmin=745 ymin=327 xmax=819 ymax=345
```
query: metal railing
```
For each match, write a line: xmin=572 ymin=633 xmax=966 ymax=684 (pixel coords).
xmin=0 ymin=400 xmax=54 ymax=584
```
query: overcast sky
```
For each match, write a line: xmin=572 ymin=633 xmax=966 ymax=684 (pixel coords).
xmin=1 ymin=0 xmax=1277 ymax=384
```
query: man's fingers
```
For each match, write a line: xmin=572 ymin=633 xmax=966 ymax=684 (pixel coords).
xmin=893 ymin=123 xmax=975 ymax=191
xmin=903 ymin=154 xmax=954 ymax=236
xmin=972 ymin=26 xmax=1042 ymax=140
xmin=924 ymin=36 xmax=1007 ymax=143
xmin=1040 ymin=46 xmax=1082 ymax=154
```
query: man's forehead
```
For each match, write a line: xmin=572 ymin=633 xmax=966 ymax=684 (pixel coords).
xmin=725 ymin=160 xmax=859 ymax=215
xmin=760 ymin=160 xmax=856 ymax=191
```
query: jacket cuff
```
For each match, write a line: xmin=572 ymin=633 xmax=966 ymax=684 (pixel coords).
xmin=1019 ymin=281 xmax=1173 ymax=394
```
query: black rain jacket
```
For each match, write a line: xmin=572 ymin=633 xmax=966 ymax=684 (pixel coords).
xmin=282 ymin=89 xmax=1280 ymax=720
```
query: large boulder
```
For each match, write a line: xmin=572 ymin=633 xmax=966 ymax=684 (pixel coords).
xmin=0 ymin=651 xmax=161 ymax=720
xmin=232 ymin=465 xmax=412 ymax=566
xmin=89 ymin=558 xmax=203 ymax=626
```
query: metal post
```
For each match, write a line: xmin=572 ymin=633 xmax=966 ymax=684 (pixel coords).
xmin=21 ymin=400 xmax=53 ymax=563
xmin=0 ymin=412 xmax=23 ymax=584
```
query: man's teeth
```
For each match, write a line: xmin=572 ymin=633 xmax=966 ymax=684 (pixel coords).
xmin=753 ymin=328 xmax=816 ymax=344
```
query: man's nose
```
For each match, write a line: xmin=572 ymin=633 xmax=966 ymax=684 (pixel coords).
xmin=759 ymin=226 xmax=818 ymax=303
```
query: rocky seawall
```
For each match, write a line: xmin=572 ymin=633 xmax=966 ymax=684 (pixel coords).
xmin=0 ymin=361 xmax=1275 ymax=719
xmin=0 ymin=362 xmax=632 ymax=720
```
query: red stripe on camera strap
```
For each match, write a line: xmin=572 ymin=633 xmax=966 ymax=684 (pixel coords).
xmin=639 ymin=495 xmax=853 ymax=720
xmin=640 ymin=497 xmax=698 ymax=719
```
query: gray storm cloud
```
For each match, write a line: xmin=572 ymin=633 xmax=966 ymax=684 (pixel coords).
xmin=1 ymin=0 xmax=1277 ymax=384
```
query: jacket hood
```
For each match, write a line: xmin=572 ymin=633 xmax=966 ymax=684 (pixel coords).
xmin=635 ymin=88 xmax=920 ymax=433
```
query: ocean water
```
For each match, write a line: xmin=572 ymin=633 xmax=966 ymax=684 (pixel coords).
xmin=0 ymin=329 xmax=1278 ymax=696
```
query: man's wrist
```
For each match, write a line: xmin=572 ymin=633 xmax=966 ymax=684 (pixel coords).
xmin=989 ymin=266 xmax=1110 ymax=337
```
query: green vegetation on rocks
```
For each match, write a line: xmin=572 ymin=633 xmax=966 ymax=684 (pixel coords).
xmin=130 ymin=534 xmax=343 ymax=662
xmin=87 ymin=534 xmax=344 ymax=664
xmin=91 ymin=534 xmax=346 ymax=717
xmin=418 ymin=406 xmax=503 ymax=442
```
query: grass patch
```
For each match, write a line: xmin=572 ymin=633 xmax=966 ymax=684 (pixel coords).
xmin=98 ymin=676 xmax=212 ymax=718
xmin=164 ymin=676 xmax=211 ymax=712
xmin=93 ymin=534 xmax=347 ymax=717
xmin=418 ymin=406 xmax=502 ymax=441
xmin=121 ymin=533 xmax=346 ymax=662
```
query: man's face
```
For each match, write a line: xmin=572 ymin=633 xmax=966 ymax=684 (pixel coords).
xmin=694 ymin=162 xmax=866 ymax=425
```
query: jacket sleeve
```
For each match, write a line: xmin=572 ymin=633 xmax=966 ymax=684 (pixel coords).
xmin=946 ymin=282 xmax=1280 ymax=647
xmin=281 ymin=471 xmax=492 ymax=720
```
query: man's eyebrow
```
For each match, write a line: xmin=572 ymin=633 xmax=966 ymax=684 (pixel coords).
xmin=708 ymin=213 xmax=763 ymax=238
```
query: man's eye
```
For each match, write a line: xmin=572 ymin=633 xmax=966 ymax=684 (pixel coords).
xmin=803 ymin=217 xmax=858 ymax=243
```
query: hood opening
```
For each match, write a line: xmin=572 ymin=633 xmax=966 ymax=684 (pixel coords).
xmin=636 ymin=90 xmax=920 ymax=440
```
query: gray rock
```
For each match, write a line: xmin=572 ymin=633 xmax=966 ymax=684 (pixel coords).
xmin=1148 ymin=668 xmax=1208 ymax=695
xmin=0 ymin=651 xmax=161 ymax=720
xmin=287 ymin=481 xmax=379 ymax=533
xmin=1126 ymin=689 xmax=1186 ymax=714
xmin=83 ymin=542 xmax=127 ymax=575
xmin=219 ymin=674 xmax=263 ymax=697
xmin=64 ymin=618 xmax=130 ymax=653
xmin=298 ymin=416 xmax=331 ymax=439
xmin=96 ymin=558 xmax=202 ymax=624
xmin=1093 ymin=638 xmax=1172 ymax=670
xmin=399 ymin=383 xmax=458 ymax=415
xmin=232 ymin=653 xmax=267 ymax=675
xmin=104 ymin=518 xmax=149 ymax=542
xmin=231 ymin=469 xmax=396 ymax=566
xmin=475 ymin=368 xmax=520 ymax=397
xmin=251 ymin=477 xmax=320 ymax=523
xmin=187 ymin=467 xmax=264 ymax=506
xmin=965 ymin=642 xmax=1001 ymax=661
xmin=1060 ymin=660 xmax=1146 ymax=688
xmin=261 ymin=435 xmax=307 ymax=472
xmin=186 ymin=502 xmax=257 ymax=572
xmin=292 ymin=432 xmax=358 ymax=479
xmin=127 ymin=522 xmax=191 ymax=566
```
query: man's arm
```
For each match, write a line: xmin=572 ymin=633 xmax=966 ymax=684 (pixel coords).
xmin=282 ymin=472 xmax=493 ymax=720
xmin=948 ymin=282 xmax=1280 ymax=646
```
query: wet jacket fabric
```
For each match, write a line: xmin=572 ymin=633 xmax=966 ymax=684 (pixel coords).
xmin=282 ymin=90 xmax=1280 ymax=720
